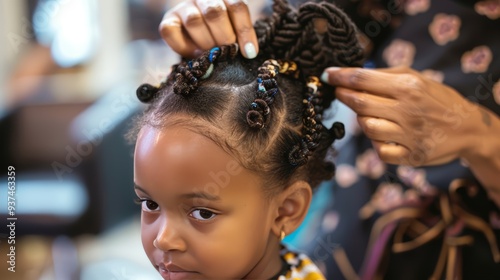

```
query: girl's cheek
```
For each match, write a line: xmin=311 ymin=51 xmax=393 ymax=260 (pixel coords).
xmin=141 ymin=215 xmax=158 ymax=246
xmin=141 ymin=224 xmax=157 ymax=259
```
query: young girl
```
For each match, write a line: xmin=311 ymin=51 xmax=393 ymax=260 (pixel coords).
xmin=130 ymin=0 xmax=363 ymax=279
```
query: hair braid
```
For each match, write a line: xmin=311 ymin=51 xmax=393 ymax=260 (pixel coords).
xmin=253 ymin=0 xmax=363 ymax=171
xmin=135 ymin=43 xmax=239 ymax=101
xmin=246 ymin=59 xmax=281 ymax=129
xmin=131 ymin=0 xmax=364 ymax=192
xmin=299 ymin=2 xmax=363 ymax=68
xmin=255 ymin=0 xmax=363 ymax=76
xmin=171 ymin=44 xmax=239 ymax=97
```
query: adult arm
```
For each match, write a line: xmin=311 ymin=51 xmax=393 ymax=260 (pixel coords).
xmin=321 ymin=66 xmax=500 ymax=206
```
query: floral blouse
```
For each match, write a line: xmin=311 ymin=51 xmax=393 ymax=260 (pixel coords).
xmin=288 ymin=0 xmax=500 ymax=279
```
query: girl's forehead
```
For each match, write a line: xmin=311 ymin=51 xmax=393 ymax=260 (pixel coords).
xmin=136 ymin=125 xmax=242 ymax=177
xmin=134 ymin=125 xmax=265 ymax=201
xmin=136 ymin=125 xmax=228 ymax=163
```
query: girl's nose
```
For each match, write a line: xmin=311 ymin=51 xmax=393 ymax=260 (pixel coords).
xmin=153 ymin=221 xmax=187 ymax=252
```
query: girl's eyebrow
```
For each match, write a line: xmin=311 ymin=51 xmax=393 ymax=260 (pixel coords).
xmin=134 ymin=184 xmax=220 ymax=201
xmin=181 ymin=192 xmax=220 ymax=201
xmin=134 ymin=184 xmax=150 ymax=195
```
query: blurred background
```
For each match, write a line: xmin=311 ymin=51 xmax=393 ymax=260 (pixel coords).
xmin=0 ymin=0 xmax=264 ymax=279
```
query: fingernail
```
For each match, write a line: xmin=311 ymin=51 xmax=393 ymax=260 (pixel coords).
xmin=226 ymin=0 xmax=248 ymax=5
xmin=320 ymin=71 xmax=329 ymax=83
xmin=197 ymin=0 xmax=227 ymax=13
xmin=321 ymin=67 xmax=341 ymax=83
xmin=244 ymin=42 xmax=257 ymax=59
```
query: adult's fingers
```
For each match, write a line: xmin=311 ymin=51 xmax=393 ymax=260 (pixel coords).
xmin=372 ymin=140 xmax=458 ymax=166
xmin=175 ymin=2 xmax=217 ymax=51
xmin=357 ymin=116 xmax=409 ymax=147
xmin=335 ymin=87 xmax=400 ymax=121
xmin=160 ymin=0 xmax=258 ymax=59
xmin=195 ymin=0 xmax=236 ymax=45
xmin=371 ymin=140 xmax=411 ymax=165
xmin=159 ymin=9 xmax=199 ymax=58
xmin=224 ymin=0 xmax=258 ymax=59
xmin=321 ymin=67 xmax=425 ymax=99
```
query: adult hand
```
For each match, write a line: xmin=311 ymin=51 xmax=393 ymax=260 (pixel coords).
xmin=159 ymin=0 xmax=258 ymax=59
xmin=321 ymin=66 xmax=492 ymax=167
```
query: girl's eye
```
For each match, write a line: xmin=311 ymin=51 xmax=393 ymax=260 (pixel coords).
xmin=135 ymin=199 xmax=159 ymax=211
xmin=190 ymin=209 xmax=217 ymax=221
xmin=144 ymin=200 xmax=159 ymax=211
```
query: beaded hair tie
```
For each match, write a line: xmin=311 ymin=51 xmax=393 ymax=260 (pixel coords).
xmin=175 ymin=44 xmax=239 ymax=97
xmin=246 ymin=59 xmax=281 ymax=129
xmin=135 ymin=44 xmax=239 ymax=103
xmin=288 ymin=76 xmax=325 ymax=166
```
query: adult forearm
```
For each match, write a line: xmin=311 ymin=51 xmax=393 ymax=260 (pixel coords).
xmin=461 ymin=106 xmax=500 ymax=207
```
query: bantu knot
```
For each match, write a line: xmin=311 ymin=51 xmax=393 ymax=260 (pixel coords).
xmin=136 ymin=83 xmax=159 ymax=103
xmin=330 ymin=122 xmax=345 ymax=140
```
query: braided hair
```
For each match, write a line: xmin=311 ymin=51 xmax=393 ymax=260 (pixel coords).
xmin=132 ymin=0 xmax=363 ymax=192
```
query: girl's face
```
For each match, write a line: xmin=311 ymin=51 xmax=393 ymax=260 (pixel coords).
xmin=134 ymin=124 xmax=282 ymax=280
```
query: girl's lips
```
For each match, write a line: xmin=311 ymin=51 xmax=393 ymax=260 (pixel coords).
xmin=160 ymin=263 xmax=186 ymax=272
xmin=159 ymin=268 xmax=199 ymax=280
xmin=158 ymin=263 xmax=199 ymax=280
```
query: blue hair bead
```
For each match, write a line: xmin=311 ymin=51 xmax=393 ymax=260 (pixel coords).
xmin=187 ymin=60 xmax=193 ymax=69
xmin=209 ymin=47 xmax=220 ymax=63
xmin=251 ymin=102 xmax=258 ymax=109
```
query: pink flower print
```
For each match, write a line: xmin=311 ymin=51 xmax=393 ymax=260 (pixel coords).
xmin=371 ymin=183 xmax=405 ymax=212
xmin=397 ymin=166 xmax=425 ymax=185
xmin=383 ymin=39 xmax=416 ymax=67
xmin=382 ymin=39 xmax=416 ymax=67
xmin=421 ymin=69 xmax=445 ymax=83
xmin=335 ymin=164 xmax=359 ymax=188
xmin=475 ymin=0 xmax=500 ymax=20
xmin=493 ymin=79 xmax=500 ymax=105
xmin=428 ymin=13 xmax=461 ymax=46
xmin=356 ymin=149 xmax=387 ymax=179
xmin=461 ymin=45 xmax=493 ymax=73
xmin=397 ymin=166 xmax=437 ymax=196
xmin=405 ymin=0 xmax=430 ymax=15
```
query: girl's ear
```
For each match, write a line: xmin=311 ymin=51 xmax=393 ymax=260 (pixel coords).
xmin=271 ymin=180 xmax=312 ymax=239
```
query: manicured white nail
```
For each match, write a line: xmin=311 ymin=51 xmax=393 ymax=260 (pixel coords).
xmin=225 ymin=0 xmax=248 ymax=5
xmin=320 ymin=71 xmax=329 ymax=83
xmin=244 ymin=42 xmax=257 ymax=59
xmin=321 ymin=67 xmax=341 ymax=83
xmin=197 ymin=0 xmax=226 ymax=13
